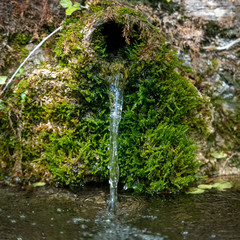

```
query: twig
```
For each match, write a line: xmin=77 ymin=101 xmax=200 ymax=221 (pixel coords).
xmin=203 ymin=38 xmax=240 ymax=51
xmin=0 ymin=25 xmax=63 ymax=96
xmin=222 ymin=152 xmax=240 ymax=169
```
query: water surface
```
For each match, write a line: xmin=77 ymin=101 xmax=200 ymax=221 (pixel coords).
xmin=0 ymin=177 xmax=240 ymax=240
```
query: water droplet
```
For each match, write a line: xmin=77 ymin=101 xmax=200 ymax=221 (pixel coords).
xmin=57 ymin=208 xmax=62 ymax=212
xmin=10 ymin=219 xmax=16 ymax=223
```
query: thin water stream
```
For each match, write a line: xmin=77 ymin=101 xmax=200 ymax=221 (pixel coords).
xmin=108 ymin=74 xmax=123 ymax=211
xmin=106 ymin=60 xmax=126 ymax=211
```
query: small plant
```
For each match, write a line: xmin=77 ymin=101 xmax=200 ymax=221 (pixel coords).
xmin=0 ymin=76 xmax=7 ymax=85
xmin=60 ymin=0 xmax=81 ymax=16
xmin=16 ymin=68 xmax=25 ymax=78
xmin=187 ymin=181 xmax=232 ymax=194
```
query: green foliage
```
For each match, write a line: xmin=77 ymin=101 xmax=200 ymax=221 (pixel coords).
xmin=114 ymin=57 xmax=202 ymax=193
xmin=16 ymin=33 xmax=33 ymax=45
xmin=15 ymin=68 xmax=25 ymax=78
xmin=52 ymin=6 xmax=205 ymax=192
xmin=0 ymin=100 xmax=4 ymax=110
xmin=0 ymin=1 xmax=207 ymax=193
xmin=211 ymin=151 xmax=227 ymax=159
xmin=60 ymin=0 xmax=81 ymax=16
xmin=32 ymin=182 xmax=46 ymax=187
xmin=0 ymin=76 xmax=7 ymax=85
xmin=187 ymin=181 xmax=232 ymax=194
xmin=119 ymin=122 xmax=198 ymax=194
xmin=20 ymin=93 xmax=27 ymax=103
xmin=115 ymin=7 xmax=139 ymax=16
xmin=60 ymin=0 xmax=73 ymax=8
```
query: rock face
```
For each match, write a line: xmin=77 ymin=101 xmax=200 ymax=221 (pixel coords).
xmin=184 ymin=0 xmax=235 ymax=21
xmin=151 ymin=0 xmax=240 ymax=175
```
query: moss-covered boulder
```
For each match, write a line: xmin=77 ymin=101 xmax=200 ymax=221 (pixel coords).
xmin=0 ymin=0 xmax=211 ymax=193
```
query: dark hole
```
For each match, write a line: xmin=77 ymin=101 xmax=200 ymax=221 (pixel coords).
xmin=100 ymin=21 xmax=126 ymax=53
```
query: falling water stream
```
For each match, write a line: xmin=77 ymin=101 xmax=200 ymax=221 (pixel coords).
xmin=105 ymin=60 xmax=126 ymax=212
xmin=108 ymin=72 xmax=124 ymax=211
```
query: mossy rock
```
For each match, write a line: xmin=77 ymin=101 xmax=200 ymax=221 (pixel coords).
xmin=0 ymin=0 xmax=211 ymax=194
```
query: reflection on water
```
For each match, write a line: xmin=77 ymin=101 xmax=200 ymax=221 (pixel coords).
xmin=0 ymin=177 xmax=240 ymax=240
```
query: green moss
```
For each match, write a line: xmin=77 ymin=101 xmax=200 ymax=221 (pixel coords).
xmin=0 ymin=32 xmax=32 ymax=75
xmin=89 ymin=4 xmax=105 ymax=13
xmin=115 ymin=7 xmax=140 ymax=16
xmin=205 ymin=59 xmax=220 ymax=76
xmin=16 ymin=33 xmax=33 ymax=45
xmin=0 ymin=1 xmax=209 ymax=193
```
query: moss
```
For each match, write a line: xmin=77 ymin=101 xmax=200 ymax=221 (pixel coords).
xmin=0 ymin=1 xmax=210 ymax=193
xmin=115 ymin=7 xmax=140 ymax=16
xmin=12 ymin=32 xmax=32 ymax=59
xmin=0 ymin=32 xmax=32 ymax=76
xmin=205 ymin=59 xmax=220 ymax=77
xmin=16 ymin=32 xmax=33 ymax=45
xmin=89 ymin=4 xmax=105 ymax=13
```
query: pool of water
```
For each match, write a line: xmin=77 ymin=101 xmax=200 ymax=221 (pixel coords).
xmin=0 ymin=177 xmax=240 ymax=240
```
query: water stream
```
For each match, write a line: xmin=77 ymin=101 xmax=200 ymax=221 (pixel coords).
xmin=108 ymin=72 xmax=124 ymax=211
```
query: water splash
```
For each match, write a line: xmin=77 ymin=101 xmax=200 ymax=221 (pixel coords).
xmin=108 ymin=71 xmax=124 ymax=212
